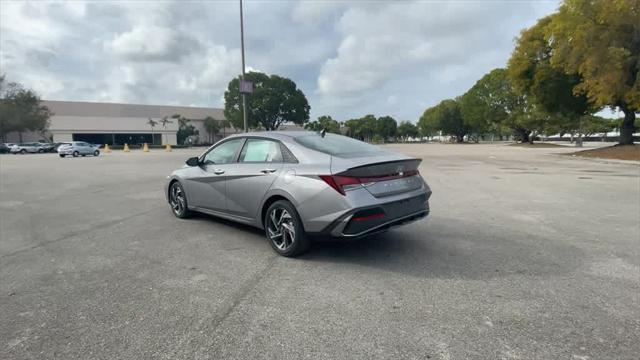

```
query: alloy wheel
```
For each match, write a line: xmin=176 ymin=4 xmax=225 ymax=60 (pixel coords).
xmin=266 ymin=207 xmax=296 ymax=251
xmin=170 ymin=183 xmax=186 ymax=216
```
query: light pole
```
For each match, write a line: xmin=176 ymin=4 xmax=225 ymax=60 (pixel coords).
xmin=240 ymin=0 xmax=248 ymax=133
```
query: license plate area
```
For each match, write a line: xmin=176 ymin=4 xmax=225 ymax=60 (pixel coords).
xmin=365 ymin=175 xmax=423 ymax=197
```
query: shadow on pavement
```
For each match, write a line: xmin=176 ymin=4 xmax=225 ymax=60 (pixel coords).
xmin=301 ymin=218 xmax=583 ymax=280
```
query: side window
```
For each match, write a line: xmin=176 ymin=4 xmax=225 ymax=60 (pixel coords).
xmin=202 ymin=138 xmax=244 ymax=165
xmin=239 ymin=139 xmax=282 ymax=163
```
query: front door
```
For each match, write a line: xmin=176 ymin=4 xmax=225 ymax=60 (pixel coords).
xmin=225 ymin=138 xmax=284 ymax=219
xmin=184 ymin=138 xmax=245 ymax=212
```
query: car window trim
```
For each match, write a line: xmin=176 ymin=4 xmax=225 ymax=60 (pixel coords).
xmin=200 ymin=137 xmax=247 ymax=165
xmin=237 ymin=137 xmax=284 ymax=164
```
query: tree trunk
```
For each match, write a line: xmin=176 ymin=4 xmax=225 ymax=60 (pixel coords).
xmin=619 ymin=105 xmax=636 ymax=145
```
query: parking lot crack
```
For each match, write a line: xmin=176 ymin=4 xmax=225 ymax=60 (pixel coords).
xmin=0 ymin=208 xmax=158 ymax=259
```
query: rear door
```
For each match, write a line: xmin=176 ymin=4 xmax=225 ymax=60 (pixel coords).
xmin=183 ymin=137 xmax=245 ymax=212
xmin=78 ymin=142 xmax=92 ymax=154
xmin=225 ymin=138 xmax=284 ymax=219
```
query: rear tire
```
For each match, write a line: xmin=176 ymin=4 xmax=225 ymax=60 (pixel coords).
xmin=264 ymin=200 xmax=310 ymax=257
xmin=169 ymin=181 xmax=191 ymax=218
xmin=20 ymin=149 xmax=26 ymax=154
xmin=93 ymin=150 xmax=100 ymax=156
xmin=59 ymin=154 xmax=65 ymax=158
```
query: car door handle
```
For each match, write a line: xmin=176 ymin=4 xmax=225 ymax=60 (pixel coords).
xmin=260 ymin=168 xmax=277 ymax=174
xmin=213 ymin=169 xmax=225 ymax=175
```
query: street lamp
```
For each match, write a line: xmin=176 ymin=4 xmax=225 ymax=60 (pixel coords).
xmin=239 ymin=0 xmax=250 ymax=133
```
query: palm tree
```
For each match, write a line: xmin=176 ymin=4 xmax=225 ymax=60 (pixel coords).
xmin=147 ymin=118 xmax=158 ymax=144
xmin=159 ymin=116 xmax=173 ymax=144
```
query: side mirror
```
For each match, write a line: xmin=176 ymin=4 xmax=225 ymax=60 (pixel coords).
xmin=185 ymin=157 xmax=200 ymax=166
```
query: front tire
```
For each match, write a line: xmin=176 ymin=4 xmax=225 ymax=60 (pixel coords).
xmin=93 ymin=150 xmax=100 ymax=156
xmin=20 ymin=149 xmax=26 ymax=154
xmin=72 ymin=151 xmax=79 ymax=157
xmin=59 ymin=154 xmax=65 ymax=158
xmin=264 ymin=200 xmax=310 ymax=257
xmin=169 ymin=181 xmax=191 ymax=218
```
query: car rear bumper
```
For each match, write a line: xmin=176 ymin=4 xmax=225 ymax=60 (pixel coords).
xmin=311 ymin=192 xmax=430 ymax=238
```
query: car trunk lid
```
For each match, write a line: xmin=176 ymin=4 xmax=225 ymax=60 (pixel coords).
xmin=330 ymin=155 xmax=423 ymax=198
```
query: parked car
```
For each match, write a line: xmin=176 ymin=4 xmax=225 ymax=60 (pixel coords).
xmin=53 ymin=142 xmax=72 ymax=152
xmin=165 ymin=131 xmax=432 ymax=257
xmin=10 ymin=143 xmax=42 ymax=154
xmin=0 ymin=143 xmax=10 ymax=153
xmin=57 ymin=141 xmax=101 ymax=157
xmin=37 ymin=142 xmax=55 ymax=153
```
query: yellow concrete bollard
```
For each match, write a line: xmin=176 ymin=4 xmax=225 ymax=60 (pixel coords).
xmin=104 ymin=144 xmax=111 ymax=153
xmin=143 ymin=143 xmax=149 ymax=152
xmin=165 ymin=144 xmax=172 ymax=152
xmin=123 ymin=143 xmax=130 ymax=152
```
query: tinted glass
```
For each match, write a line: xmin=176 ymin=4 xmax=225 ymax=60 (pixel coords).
xmin=294 ymin=133 xmax=385 ymax=158
xmin=202 ymin=138 xmax=244 ymax=164
xmin=239 ymin=139 xmax=282 ymax=163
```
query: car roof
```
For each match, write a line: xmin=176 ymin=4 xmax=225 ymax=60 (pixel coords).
xmin=226 ymin=130 xmax=321 ymax=142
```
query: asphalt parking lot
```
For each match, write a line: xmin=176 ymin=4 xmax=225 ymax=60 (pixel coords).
xmin=1 ymin=143 xmax=638 ymax=360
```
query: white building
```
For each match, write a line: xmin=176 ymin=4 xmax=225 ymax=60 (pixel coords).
xmin=5 ymin=100 xmax=233 ymax=145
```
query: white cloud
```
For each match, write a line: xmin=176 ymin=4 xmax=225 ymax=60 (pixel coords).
xmin=108 ymin=26 xmax=199 ymax=62
xmin=1 ymin=0 xmax=560 ymax=122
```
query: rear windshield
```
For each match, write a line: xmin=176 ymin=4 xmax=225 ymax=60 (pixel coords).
xmin=294 ymin=133 xmax=386 ymax=158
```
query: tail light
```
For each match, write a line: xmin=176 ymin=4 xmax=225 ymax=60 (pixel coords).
xmin=319 ymin=170 xmax=419 ymax=196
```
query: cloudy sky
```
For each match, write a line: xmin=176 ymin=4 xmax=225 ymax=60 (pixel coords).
xmin=0 ymin=0 xmax=560 ymax=122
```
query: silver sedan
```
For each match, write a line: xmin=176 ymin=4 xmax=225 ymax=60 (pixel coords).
xmin=165 ymin=131 xmax=431 ymax=256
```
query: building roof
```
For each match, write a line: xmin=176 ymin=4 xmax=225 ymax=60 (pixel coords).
xmin=43 ymin=100 xmax=225 ymax=120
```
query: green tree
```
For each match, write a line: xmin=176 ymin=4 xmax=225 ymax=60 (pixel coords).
xmin=581 ymin=115 xmax=617 ymax=138
xmin=203 ymin=116 xmax=220 ymax=143
xmin=0 ymin=76 xmax=52 ymax=142
xmin=345 ymin=114 xmax=377 ymax=141
xmin=460 ymin=68 xmax=552 ymax=143
xmin=173 ymin=114 xmax=199 ymax=145
xmin=305 ymin=115 xmax=341 ymax=133
xmin=417 ymin=106 xmax=439 ymax=139
xmin=509 ymin=15 xmax=595 ymax=145
xmin=376 ymin=116 xmax=397 ymax=142
xmin=397 ymin=121 xmax=419 ymax=142
xmin=547 ymin=0 xmax=639 ymax=145
xmin=224 ymin=71 xmax=310 ymax=131
xmin=419 ymin=99 xmax=468 ymax=142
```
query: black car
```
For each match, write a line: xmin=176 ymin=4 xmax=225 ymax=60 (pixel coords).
xmin=0 ymin=143 xmax=10 ymax=154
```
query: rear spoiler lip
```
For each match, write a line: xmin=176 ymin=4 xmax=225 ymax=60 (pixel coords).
xmin=342 ymin=158 xmax=422 ymax=172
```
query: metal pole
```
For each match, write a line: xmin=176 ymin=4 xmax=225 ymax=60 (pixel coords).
xmin=240 ymin=0 xmax=248 ymax=132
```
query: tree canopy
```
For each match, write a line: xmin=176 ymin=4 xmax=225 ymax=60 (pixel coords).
xmin=418 ymin=99 xmax=468 ymax=142
xmin=0 ymin=76 xmax=52 ymax=142
xmin=343 ymin=114 xmax=397 ymax=142
xmin=173 ymin=114 xmax=199 ymax=145
xmin=376 ymin=116 xmax=398 ymax=140
xmin=305 ymin=115 xmax=341 ymax=133
xmin=397 ymin=121 xmax=419 ymax=141
xmin=547 ymin=0 xmax=638 ymax=144
xmin=224 ymin=71 xmax=310 ymax=131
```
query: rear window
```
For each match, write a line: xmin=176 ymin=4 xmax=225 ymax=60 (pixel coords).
xmin=294 ymin=133 xmax=386 ymax=158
